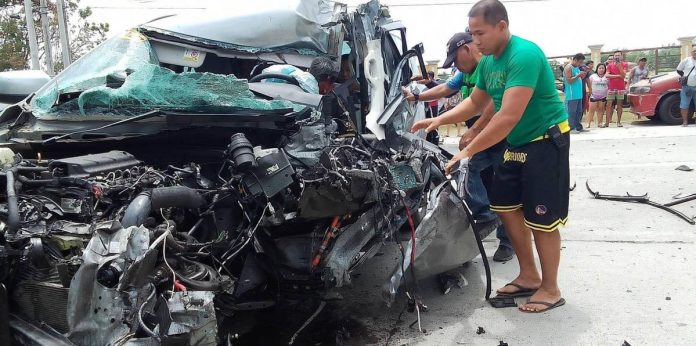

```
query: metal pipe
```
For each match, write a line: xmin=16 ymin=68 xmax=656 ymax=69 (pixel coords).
xmin=38 ymin=0 xmax=54 ymax=76
xmin=23 ymin=0 xmax=40 ymax=70
xmin=5 ymin=170 xmax=20 ymax=234
xmin=55 ymin=0 xmax=71 ymax=68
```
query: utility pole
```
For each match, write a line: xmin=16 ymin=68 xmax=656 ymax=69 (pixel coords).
xmin=23 ymin=0 xmax=40 ymax=70
xmin=38 ymin=0 xmax=54 ymax=76
xmin=56 ymin=0 xmax=71 ymax=68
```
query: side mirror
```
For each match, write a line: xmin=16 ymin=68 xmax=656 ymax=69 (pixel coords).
xmin=0 ymin=70 xmax=50 ymax=103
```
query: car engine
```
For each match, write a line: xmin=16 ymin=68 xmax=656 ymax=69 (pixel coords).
xmin=0 ymin=109 xmax=465 ymax=344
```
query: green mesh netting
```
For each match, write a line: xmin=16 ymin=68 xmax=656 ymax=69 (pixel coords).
xmin=76 ymin=64 xmax=298 ymax=115
xmin=32 ymin=30 xmax=300 ymax=117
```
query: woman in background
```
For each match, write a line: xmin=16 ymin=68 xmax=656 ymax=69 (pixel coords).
xmin=587 ymin=63 xmax=609 ymax=128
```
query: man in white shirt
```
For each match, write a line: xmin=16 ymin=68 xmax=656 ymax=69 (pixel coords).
xmin=676 ymin=47 xmax=696 ymax=126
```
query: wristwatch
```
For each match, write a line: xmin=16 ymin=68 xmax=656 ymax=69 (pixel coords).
xmin=413 ymin=93 xmax=420 ymax=102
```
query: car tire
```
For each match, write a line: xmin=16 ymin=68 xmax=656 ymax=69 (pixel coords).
xmin=658 ymin=94 xmax=682 ymax=125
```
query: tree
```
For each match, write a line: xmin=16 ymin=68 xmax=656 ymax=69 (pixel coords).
xmin=0 ymin=0 xmax=109 ymax=72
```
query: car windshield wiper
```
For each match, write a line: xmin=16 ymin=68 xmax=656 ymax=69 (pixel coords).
xmin=42 ymin=109 xmax=163 ymax=145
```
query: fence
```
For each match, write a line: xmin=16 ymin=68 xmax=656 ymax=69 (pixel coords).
xmin=549 ymin=46 xmax=682 ymax=79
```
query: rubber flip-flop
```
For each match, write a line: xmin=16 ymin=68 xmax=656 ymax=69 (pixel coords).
xmin=519 ymin=298 xmax=566 ymax=313
xmin=496 ymin=282 xmax=537 ymax=298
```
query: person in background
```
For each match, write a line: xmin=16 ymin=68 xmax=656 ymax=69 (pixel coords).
xmin=587 ymin=63 xmax=608 ymax=128
xmin=408 ymin=71 xmax=443 ymax=144
xmin=605 ymin=50 xmax=628 ymax=127
xmin=628 ymin=57 xmax=649 ymax=85
xmin=582 ymin=60 xmax=594 ymax=117
xmin=426 ymin=71 xmax=441 ymax=123
xmin=676 ymin=47 xmax=696 ymax=126
xmin=309 ymin=56 xmax=339 ymax=95
xmin=564 ymin=53 xmax=588 ymax=132
xmin=628 ymin=57 xmax=649 ymax=119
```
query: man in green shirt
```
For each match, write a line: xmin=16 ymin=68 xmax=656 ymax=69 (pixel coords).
xmin=411 ymin=0 xmax=569 ymax=313
xmin=403 ymin=32 xmax=514 ymax=262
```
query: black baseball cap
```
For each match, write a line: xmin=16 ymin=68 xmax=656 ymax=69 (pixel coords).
xmin=442 ymin=32 xmax=473 ymax=68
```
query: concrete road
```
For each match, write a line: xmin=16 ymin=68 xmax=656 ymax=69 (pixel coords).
xmin=334 ymin=121 xmax=696 ymax=346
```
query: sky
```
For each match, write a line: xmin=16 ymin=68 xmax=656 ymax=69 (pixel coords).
xmin=81 ymin=0 xmax=696 ymax=63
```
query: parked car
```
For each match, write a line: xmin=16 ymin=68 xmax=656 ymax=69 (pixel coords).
xmin=0 ymin=1 xmax=491 ymax=344
xmin=0 ymin=70 xmax=50 ymax=112
xmin=628 ymin=72 xmax=694 ymax=125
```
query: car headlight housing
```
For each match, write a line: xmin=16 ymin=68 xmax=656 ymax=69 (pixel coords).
xmin=630 ymin=86 xmax=651 ymax=94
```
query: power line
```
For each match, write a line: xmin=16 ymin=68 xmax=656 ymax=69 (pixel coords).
xmin=89 ymin=6 xmax=205 ymax=10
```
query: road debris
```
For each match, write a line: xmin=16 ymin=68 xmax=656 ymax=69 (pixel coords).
xmin=585 ymin=181 xmax=696 ymax=225
xmin=438 ymin=272 xmax=468 ymax=295
xmin=488 ymin=296 xmax=518 ymax=308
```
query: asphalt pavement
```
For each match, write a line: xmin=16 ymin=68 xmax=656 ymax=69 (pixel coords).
xmin=331 ymin=120 xmax=696 ymax=346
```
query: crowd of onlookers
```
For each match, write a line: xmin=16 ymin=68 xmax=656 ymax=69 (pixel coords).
xmin=563 ymin=47 xmax=696 ymax=130
xmin=562 ymin=50 xmax=650 ymax=132
xmin=422 ymin=46 xmax=696 ymax=137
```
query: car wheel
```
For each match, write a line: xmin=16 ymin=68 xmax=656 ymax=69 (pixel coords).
xmin=658 ymin=94 xmax=682 ymax=125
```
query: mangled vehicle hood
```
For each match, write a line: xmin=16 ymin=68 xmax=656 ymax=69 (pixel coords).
xmin=0 ymin=1 xmax=494 ymax=345
xmin=141 ymin=0 xmax=340 ymax=55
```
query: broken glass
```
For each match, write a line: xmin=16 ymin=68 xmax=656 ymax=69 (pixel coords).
xmin=31 ymin=30 xmax=301 ymax=117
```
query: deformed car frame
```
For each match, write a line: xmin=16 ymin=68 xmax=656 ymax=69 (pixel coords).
xmin=0 ymin=1 xmax=493 ymax=344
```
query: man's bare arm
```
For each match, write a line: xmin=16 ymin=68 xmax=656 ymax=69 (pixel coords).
xmin=411 ymin=87 xmax=491 ymax=133
xmin=471 ymin=101 xmax=496 ymax=131
xmin=464 ymin=86 xmax=533 ymax=157
xmin=627 ymin=67 xmax=635 ymax=84
xmin=435 ymin=87 xmax=490 ymax=125
xmin=402 ymin=83 xmax=456 ymax=102
xmin=458 ymin=100 xmax=495 ymax=150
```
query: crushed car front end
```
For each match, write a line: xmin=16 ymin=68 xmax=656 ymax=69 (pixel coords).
xmin=0 ymin=1 xmax=491 ymax=344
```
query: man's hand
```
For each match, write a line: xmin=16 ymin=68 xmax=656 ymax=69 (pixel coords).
xmin=402 ymin=87 xmax=415 ymax=102
xmin=411 ymin=117 xmax=440 ymax=133
xmin=458 ymin=129 xmax=478 ymax=150
xmin=445 ymin=150 xmax=470 ymax=176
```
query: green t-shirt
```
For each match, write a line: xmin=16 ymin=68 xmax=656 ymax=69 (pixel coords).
xmin=475 ymin=35 xmax=567 ymax=147
xmin=461 ymin=64 xmax=480 ymax=99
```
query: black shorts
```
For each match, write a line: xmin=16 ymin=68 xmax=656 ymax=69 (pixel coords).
xmin=490 ymin=132 xmax=570 ymax=232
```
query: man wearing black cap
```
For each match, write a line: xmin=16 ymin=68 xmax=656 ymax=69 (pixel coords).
xmin=403 ymin=32 xmax=515 ymax=262
xmin=412 ymin=0 xmax=570 ymax=313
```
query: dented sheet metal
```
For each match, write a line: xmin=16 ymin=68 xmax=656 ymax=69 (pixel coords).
xmin=382 ymin=181 xmax=479 ymax=306
xmin=67 ymin=221 xmax=151 ymax=345
xmin=141 ymin=0 xmax=337 ymax=55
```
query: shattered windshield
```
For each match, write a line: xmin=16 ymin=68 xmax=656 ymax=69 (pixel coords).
xmin=31 ymin=30 xmax=299 ymax=117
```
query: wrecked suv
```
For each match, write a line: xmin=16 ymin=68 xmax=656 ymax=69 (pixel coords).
xmin=0 ymin=1 xmax=492 ymax=344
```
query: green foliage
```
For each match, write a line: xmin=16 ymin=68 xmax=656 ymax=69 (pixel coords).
xmin=600 ymin=47 xmax=681 ymax=74
xmin=0 ymin=0 xmax=109 ymax=72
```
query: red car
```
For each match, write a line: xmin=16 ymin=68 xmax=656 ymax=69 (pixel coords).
xmin=628 ymin=72 xmax=694 ymax=125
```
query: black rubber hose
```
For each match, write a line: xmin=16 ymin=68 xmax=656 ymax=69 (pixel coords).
xmin=5 ymin=170 xmax=19 ymax=234
xmin=121 ymin=186 xmax=206 ymax=228
xmin=17 ymin=176 xmax=90 ymax=187
xmin=137 ymin=284 xmax=159 ymax=340
xmin=451 ymin=187 xmax=492 ymax=300
xmin=174 ymin=261 xmax=223 ymax=291
xmin=151 ymin=186 xmax=206 ymax=210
